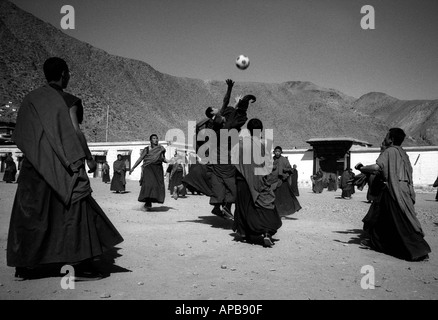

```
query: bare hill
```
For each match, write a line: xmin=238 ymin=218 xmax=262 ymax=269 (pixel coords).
xmin=353 ymin=92 xmax=438 ymax=145
xmin=1 ymin=0 xmax=435 ymax=148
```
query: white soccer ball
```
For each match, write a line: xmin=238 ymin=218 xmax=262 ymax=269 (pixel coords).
xmin=235 ymin=55 xmax=250 ymax=70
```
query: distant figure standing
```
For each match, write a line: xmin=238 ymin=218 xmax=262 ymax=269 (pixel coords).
xmin=327 ymin=172 xmax=337 ymax=191
xmin=169 ymin=157 xmax=187 ymax=200
xmin=130 ymin=134 xmax=167 ymax=210
xmin=340 ymin=168 xmax=355 ymax=199
xmin=311 ymin=168 xmax=324 ymax=193
xmin=3 ymin=153 xmax=17 ymax=183
xmin=289 ymin=164 xmax=299 ymax=196
xmin=102 ymin=161 xmax=110 ymax=184
xmin=110 ymin=154 xmax=127 ymax=193
xmin=270 ymin=147 xmax=302 ymax=217
xmin=359 ymin=128 xmax=431 ymax=261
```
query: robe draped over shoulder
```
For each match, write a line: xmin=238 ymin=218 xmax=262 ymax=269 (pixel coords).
xmin=376 ymin=146 xmax=422 ymax=234
xmin=13 ymin=84 xmax=90 ymax=205
xmin=232 ymin=136 xmax=275 ymax=209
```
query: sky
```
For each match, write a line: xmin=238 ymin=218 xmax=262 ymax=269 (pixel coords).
xmin=9 ymin=0 xmax=438 ymax=100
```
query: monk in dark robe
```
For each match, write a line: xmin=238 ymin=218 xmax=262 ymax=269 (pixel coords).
xmin=102 ymin=161 xmax=111 ymax=183
xmin=327 ymin=172 xmax=337 ymax=191
xmin=340 ymin=168 xmax=355 ymax=199
xmin=182 ymin=158 xmax=213 ymax=197
xmin=311 ymin=168 xmax=324 ymax=193
xmin=270 ymin=147 xmax=302 ymax=217
xmin=201 ymin=79 xmax=236 ymax=219
xmin=206 ymin=80 xmax=256 ymax=220
xmin=130 ymin=134 xmax=167 ymax=211
xmin=231 ymin=118 xmax=282 ymax=247
xmin=182 ymin=152 xmax=208 ymax=195
xmin=359 ymin=128 xmax=431 ymax=261
xmin=3 ymin=153 xmax=17 ymax=183
xmin=166 ymin=152 xmax=178 ymax=194
xmin=289 ymin=164 xmax=300 ymax=196
xmin=180 ymin=90 xmax=232 ymax=201
xmin=169 ymin=156 xmax=187 ymax=200
xmin=7 ymin=57 xmax=123 ymax=279
xmin=110 ymin=154 xmax=127 ymax=193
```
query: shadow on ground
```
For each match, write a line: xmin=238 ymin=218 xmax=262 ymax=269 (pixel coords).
xmin=332 ymin=229 xmax=369 ymax=247
xmin=179 ymin=215 xmax=234 ymax=230
xmin=11 ymin=247 xmax=130 ymax=281
xmin=146 ymin=206 xmax=174 ymax=212
xmin=135 ymin=205 xmax=175 ymax=212
xmin=94 ymin=247 xmax=131 ymax=277
xmin=282 ymin=216 xmax=298 ymax=220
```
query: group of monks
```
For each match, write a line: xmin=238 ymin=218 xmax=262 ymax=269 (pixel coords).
xmin=3 ymin=57 xmax=433 ymax=281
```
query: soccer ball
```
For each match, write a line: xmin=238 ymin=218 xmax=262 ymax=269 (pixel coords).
xmin=236 ymin=55 xmax=250 ymax=70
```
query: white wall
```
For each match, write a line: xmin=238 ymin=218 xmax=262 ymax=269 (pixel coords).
xmin=2 ymin=143 xmax=437 ymax=188
xmin=350 ymin=146 xmax=438 ymax=187
xmin=282 ymin=149 xmax=314 ymax=189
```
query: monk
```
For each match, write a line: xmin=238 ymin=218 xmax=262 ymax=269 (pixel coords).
xmin=231 ymin=118 xmax=282 ymax=247
xmin=102 ymin=161 xmax=111 ymax=184
xmin=311 ymin=168 xmax=324 ymax=193
xmin=358 ymin=128 xmax=431 ymax=261
xmin=130 ymin=134 xmax=167 ymax=211
xmin=340 ymin=168 xmax=355 ymax=199
xmin=2 ymin=153 xmax=17 ymax=183
xmin=110 ymin=154 xmax=127 ymax=193
xmin=7 ymin=57 xmax=123 ymax=280
xmin=169 ymin=156 xmax=187 ymax=200
xmin=270 ymin=146 xmax=302 ymax=217
xmin=206 ymin=80 xmax=256 ymax=220
xmin=289 ymin=164 xmax=300 ymax=196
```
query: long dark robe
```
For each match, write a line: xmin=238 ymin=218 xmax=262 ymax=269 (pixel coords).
xmin=166 ymin=163 xmax=174 ymax=192
xmin=206 ymin=93 xmax=254 ymax=206
xmin=327 ymin=173 xmax=337 ymax=191
xmin=367 ymin=173 xmax=385 ymax=202
xmin=340 ymin=170 xmax=355 ymax=198
xmin=7 ymin=84 xmax=123 ymax=267
xmin=182 ymin=163 xmax=213 ymax=196
xmin=110 ymin=160 xmax=126 ymax=192
xmin=232 ymin=136 xmax=282 ymax=238
xmin=363 ymin=146 xmax=431 ymax=261
xmin=3 ymin=156 xmax=17 ymax=182
xmin=311 ymin=171 xmax=324 ymax=193
xmin=272 ymin=156 xmax=301 ymax=216
xmin=102 ymin=163 xmax=111 ymax=183
xmin=289 ymin=168 xmax=299 ymax=196
xmin=169 ymin=161 xmax=187 ymax=196
xmin=137 ymin=145 xmax=166 ymax=204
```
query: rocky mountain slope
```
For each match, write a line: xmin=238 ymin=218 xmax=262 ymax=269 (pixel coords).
xmin=1 ymin=0 xmax=436 ymax=148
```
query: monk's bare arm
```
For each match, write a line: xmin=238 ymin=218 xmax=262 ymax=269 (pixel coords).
xmin=219 ymin=79 xmax=234 ymax=115
xmin=130 ymin=149 xmax=147 ymax=173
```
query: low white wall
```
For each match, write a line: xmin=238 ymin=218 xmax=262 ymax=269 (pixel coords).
xmin=282 ymin=149 xmax=314 ymax=189
xmin=2 ymin=143 xmax=437 ymax=188
xmin=350 ymin=146 xmax=438 ymax=188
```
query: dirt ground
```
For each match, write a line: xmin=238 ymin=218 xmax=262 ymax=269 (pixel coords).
xmin=0 ymin=175 xmax=437 ymax=301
